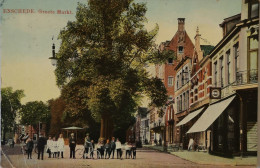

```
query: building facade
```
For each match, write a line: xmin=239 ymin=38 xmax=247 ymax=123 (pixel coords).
xmin=156 ymin=18 xmax=195 ymax=146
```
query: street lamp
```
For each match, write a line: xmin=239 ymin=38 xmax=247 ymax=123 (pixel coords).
xmin=49 ymin=43 xmax=58 ymax=66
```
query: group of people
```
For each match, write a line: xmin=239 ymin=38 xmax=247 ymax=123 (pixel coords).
xmin=23 ymin=134 xmax=46 ymax=160
xmin=79 ymin=134 xmax=137 ymax=160
xmin=46 ymin=134 xmax=65 ymax=158
xmin=22 ymin=133 xmax=137 ymax=160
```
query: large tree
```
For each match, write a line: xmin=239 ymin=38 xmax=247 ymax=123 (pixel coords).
xmin=1 ymin=87 xmax=25 ymax=144
xmin=20 ymin=101 xmax=51 ymax=137
xmin=55 ymin=0 xmax=173 ymax=140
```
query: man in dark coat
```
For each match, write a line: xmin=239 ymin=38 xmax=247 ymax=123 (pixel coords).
xmin=37 ymin=134 xmax=46 ymax=160
xmin=110 ymin=137 xmax=116 ymax=159
xmin=69 ymin=133 xmax=77 ymax=159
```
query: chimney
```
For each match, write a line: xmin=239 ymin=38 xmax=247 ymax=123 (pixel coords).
xmin=178 ymin=18 xmax=185 ymax=32
xmin=194 ymin=27 xmax=203 ymax=62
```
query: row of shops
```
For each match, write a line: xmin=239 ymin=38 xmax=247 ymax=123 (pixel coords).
xmin=133 ymin=0 xmax=258 ymax=157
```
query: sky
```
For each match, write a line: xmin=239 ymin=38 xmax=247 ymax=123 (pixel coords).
xmin=1 ymin=0 xmax=241 ymax=104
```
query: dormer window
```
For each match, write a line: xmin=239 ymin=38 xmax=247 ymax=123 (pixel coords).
xmin=178 ymin=46 xmax=184 ymax=53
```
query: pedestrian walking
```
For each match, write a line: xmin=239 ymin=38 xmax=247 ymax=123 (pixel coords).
xmin=69 ymin=133 xmax=76 ymax=159
xmin=110 ymin=137 xmax=116 ymax=159
xmin=37 ymin=134 xmax=46 ymax=160
xmin=57 ymin=134 xmax=65 ymax=158
xmin=52 ymin=137 xmax=58 ymax=158
xmin=26 ymin=138 xmax=33 ymax=159
xmin=104 ymin=139 xmax=111 ymax=159
xmin=125 ymin=142 xmax=131 ymax=159
xmin=84 ymin=133 xmax=91 ymax=159
xmin=46 ymin=136 xmax=52 ymax=158
xmin=115 ymin=138 xmax=122 ymax=159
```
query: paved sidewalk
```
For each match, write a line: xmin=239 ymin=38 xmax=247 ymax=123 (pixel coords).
xmin=144 ymin=145 xmax=257 ymax=166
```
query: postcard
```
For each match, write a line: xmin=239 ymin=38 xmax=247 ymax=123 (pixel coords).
xmin=1 ymin=0 xmax=258 ymax=167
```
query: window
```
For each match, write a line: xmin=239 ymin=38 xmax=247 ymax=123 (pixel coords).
xmin=234 ymin=43 xmax=239 ymax=73
xmin=178 ymin=46 xmax=184 ymax=53
xmin=248 ymin=37 xmax=258 ymax=82
xmin=168 ymin=58 xmax=173 ymax=64
xmin=168 ymin=77 xmax=173 ymax=86
xmin=249 ymin=0 xmax=259 ymax=18
xmin=214 ymin=61 xmax=218 ymax=86
xmin=177 ymin=97 xmax=179 ymax=113
xmin=180 ymin=95 xmax=182 ymax=112
xmin=186 ymin=91 xmax=189 ymax=109
xmin=183 ymin=92 xmax=186 ymax=110
xmin=226 ymin=50 xmax=231 ymax=84
xmin=220 ymin=57 xmax=224 ymax=87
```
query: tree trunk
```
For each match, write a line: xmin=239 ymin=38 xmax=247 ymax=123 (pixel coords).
xmin=100 ymin=115 xmax=113 ymax=141
xmin=3 ymin=126 xmax=6 ymax=145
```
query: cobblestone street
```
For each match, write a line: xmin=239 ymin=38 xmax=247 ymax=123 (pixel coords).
xmin=1 ymin=145 xmax=255 ymax=168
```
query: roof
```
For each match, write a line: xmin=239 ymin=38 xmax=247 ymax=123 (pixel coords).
xmin=62 ymin=126 xmax=84 ymax=130
xmin=219 ymin=14 xmax=241 ymax=27
xmin=200 ymin=45 xmax=214 ymax=57
xmin=174 ymin=56 xmax=191 ymax=71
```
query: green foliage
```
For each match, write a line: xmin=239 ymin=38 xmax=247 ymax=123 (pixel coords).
xmin=20 ymin=101 xmax=50 ymax=127
xmin=1 ymin=87 xmax=25 ymax=139
xmin=55 ymin=0 xmax=169 ymax=135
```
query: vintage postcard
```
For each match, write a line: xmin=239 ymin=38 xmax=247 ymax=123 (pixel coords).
xmin=1 ymin=0 xmax=259 ymax=167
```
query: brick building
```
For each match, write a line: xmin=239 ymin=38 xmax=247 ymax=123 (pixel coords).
xmin=156 ymin=18 xmax=195 ymax=146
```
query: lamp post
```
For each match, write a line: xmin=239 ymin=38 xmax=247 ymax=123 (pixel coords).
xmin=49 ymin=43 xmax=58 ymax=66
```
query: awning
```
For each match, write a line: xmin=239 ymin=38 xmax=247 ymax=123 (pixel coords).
xmin=176 ymin=107 xmax=205 ymax=127
xmin=187 ymin=95 xmax=236 ymax=134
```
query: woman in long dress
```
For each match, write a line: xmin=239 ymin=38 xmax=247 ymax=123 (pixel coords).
xmin=57 ymin=134 xmax=65 ymax=158
xmin=46 ymin=136 xmax=53 ymax=158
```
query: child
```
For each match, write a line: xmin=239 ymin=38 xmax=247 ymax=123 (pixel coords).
xmin=57 ymin=134 xmax=65 ymax=158
xmin=96 ymin=140 xmax=102 ymax=159
xmin=125 ymin=142 xmax=131 ymax=159
xmin=115 ymin=138 xmax=122 ymax=159
xmin=46 ymin=136 xmax=53 ymax=158
xmin=51 ymin=137 xmax=58 ymax=158
xmin=90 ymin=140 xmax=95 ymax=159
xmin=104 ymin=139 xmax=111 ymax=159
xmin=131 ymin=142 xmax=136 ymax=159
xmin=26 ymin=138 xmax=34 ymax=159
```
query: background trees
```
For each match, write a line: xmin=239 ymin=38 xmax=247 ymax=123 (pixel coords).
xmin=20 ymin=101 xmax=51 ymax=137
xmin=54 ymin=0 xmax=171 ymax=140
xmin=1 ymin=87 xmax=25 ymax=144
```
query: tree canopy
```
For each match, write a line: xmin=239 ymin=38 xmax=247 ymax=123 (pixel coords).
xmin=1 ymin=87 xmax=25 ymax=142
xmin=54 ymin=0 xmax=171 ymax=138
xmin=20 ymin=101 xmax=50 ymax=128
